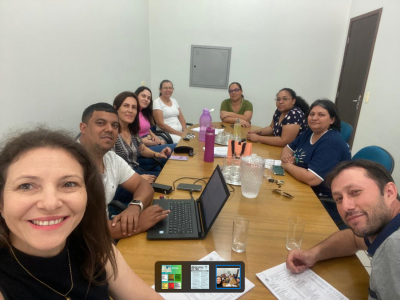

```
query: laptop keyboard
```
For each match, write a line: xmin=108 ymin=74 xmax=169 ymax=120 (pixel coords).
xmin=168 ymin=201 xmax=194 ymax=234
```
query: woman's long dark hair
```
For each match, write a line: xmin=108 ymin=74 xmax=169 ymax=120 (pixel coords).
xmin=113 ymin=91 xmax=141 ymax=135
xmin=278 ymin=88 xmax=309 ymax=114
xmin=135 ymin=86 xmax=155 ymax=127
xmin=0 ymin=127 xmax=117 ymax=284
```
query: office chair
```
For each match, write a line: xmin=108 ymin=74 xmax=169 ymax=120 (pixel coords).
xmin=340 ymin=121 xmax=353 ymax=143
xmin=151 ymin=122 xmax=194 ymax=144
xmin=108 ymin=200 xmax=127 ymax=216
xmin=152 ymin=129 xmax=174 ymax=144
xmin=352 ymin=145 xmax=395 ymax=174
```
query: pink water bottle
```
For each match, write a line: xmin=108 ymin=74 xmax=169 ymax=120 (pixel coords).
xmin=199 ymin=109 xmax=212 ymax=142
xmin=204 ymin=126 xmax=215 ymax=162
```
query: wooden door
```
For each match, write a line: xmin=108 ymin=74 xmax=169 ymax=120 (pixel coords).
xmin=335 ymin=8 xmax=383 ymax=147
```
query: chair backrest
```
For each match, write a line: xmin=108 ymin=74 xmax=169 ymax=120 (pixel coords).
xmin=153 ymin=130 xmax=174 ymax=144
xmin=352 ymin=146 xmax=395 ymax=174
xmin=340 ymin=121 xmax=353 ymax=143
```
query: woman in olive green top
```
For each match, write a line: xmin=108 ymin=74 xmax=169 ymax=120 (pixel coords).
xmin=220 ymin=82 xmax=253 ymax=127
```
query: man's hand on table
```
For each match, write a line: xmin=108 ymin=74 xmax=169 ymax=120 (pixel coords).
xmin=136 ymin=205 xmax=170 ymax=233
xmin=286 ymin=249 xmax=318 ymax=274
xmin=112 ymin=204 xmax=141 ymax=236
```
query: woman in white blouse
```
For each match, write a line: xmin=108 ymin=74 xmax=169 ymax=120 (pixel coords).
xmin=153 ymin=80 xmax=187 ymax=143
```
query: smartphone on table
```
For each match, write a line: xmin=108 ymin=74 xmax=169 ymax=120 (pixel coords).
xmin=273 ymin=165 xmax=285 ymax=176
xmin=169 ymin=155 xmax=189 ymax=161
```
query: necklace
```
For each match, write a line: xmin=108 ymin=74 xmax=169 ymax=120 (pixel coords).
xmin=120 ymin=132 xmax=132 ymax=145
xmin=10 ymin=246 xmax=73 ymax=300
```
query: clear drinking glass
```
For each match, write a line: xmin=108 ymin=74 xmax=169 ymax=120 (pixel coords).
xmin=230 ymin=157 xmax=241 ymax=184
xmin=264 ymin=159 xmax=274 ymax=180
xmin=224 ymin=133 xmax=233 ymax=145
xmin=222 ymin=156 xmax=232 ymax=182
xmin=232 ymin=217 xmax=249 ymax=253
xmin=286 ymin=217 xmax=306 ymax=250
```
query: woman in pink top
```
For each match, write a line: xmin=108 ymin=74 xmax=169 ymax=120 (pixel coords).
xmin=135 ymin=86 xmax=167 ymax=147
xmin=134 ymin=87 xmax=176 ymax=152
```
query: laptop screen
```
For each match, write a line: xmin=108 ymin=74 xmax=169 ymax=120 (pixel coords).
xmin=200 ymin=166 xmax=230 ymax=232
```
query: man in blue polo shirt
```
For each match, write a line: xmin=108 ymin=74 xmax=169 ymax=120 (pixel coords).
xmin=286 ymin=160 xmax=400 ymax=299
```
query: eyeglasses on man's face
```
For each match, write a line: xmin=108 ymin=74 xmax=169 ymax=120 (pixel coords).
xmin=162 ymin=87 xmax=174 ymax=90
xmin=275 ymin=97 xmax=293 ymax=102
xmin=229 ymin=88 xmax=241 ymax=94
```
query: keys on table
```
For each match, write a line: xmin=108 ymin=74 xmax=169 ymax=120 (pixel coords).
xmin=268 ymin=178 xmax=284 ymax=188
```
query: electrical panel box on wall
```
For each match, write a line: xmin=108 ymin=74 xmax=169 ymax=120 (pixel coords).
xmin=189 ymin=45 xmax=232 ymax=89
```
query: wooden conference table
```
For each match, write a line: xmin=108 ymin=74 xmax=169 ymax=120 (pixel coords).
xmin=117 ymin=122 xmax=369 ymax=299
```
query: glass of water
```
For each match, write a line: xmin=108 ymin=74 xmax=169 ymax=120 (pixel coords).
xmin=224 ymin=132 xmax=233 ymax=145
xmin=286 ymin=217 xmax=305 ymax=250
xmin=230 ymin=157 xmax=241 ymax=184
xmin=232 ymin=217 xmax=249 ymax=253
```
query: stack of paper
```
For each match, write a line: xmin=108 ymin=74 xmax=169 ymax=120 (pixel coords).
xmin=203 ymin=147 xmax=228 ymax=157
xmin=256 ymin=263 xmax=348 ymax=300
xmin=192 ymin=127 xmax=225 ymax=135
xmin=265 ymin=159 xmax=281 ymax=168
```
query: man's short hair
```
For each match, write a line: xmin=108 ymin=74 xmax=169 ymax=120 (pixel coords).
xmin=82 ymin=102 xmax=118 ymax=123
xmin=326 ymin=159 xmax=400 ymax=200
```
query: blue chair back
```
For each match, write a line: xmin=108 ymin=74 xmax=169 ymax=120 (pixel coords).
xmin=340 ymin=121 xmax=353 ymax=143
xmin=352 ymin=146 xmax=395 ymax=174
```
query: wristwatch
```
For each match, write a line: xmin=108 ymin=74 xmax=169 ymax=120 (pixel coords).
xmin=129 ymin=200 xmax=143 ymax=212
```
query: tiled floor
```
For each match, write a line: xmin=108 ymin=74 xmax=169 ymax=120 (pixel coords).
xmin=356 ymin=250 xmax=372 ymax=275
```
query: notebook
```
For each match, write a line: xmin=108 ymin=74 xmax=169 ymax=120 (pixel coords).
xmin=147 ymin=165 xmax=230 ymax=240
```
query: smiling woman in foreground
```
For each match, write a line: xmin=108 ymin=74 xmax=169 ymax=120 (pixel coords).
xmin=0 ymin=128 xmax=161 ymax=299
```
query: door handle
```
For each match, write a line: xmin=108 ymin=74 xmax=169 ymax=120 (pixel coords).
xmin=353 ymin=95 xmax=362 ymax=110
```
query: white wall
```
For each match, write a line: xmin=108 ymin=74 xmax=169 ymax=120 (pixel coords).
xmin=3 ymin=0 xmax=397 ymax=182
xmin=149 ymin=0 xmax=351 ymax=127
xmin=348 ymin=0 xmax=400 ymax=183
xmin=217 ymin=268 xmax=240 ymax=277
xmin=0 ymin=0 xmax=151 ymax=137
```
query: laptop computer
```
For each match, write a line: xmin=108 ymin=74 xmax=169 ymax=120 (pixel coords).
xmin=147 ymin=165 xmax=230 ymax=240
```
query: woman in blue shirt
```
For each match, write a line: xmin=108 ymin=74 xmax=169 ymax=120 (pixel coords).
xmin=280 ymin=99 xmax=351 ymax=197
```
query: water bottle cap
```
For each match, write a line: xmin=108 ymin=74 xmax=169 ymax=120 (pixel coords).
xmin=203 ymin=108 xmax=209 ymax=113
xmin=206 ymin=126 xmax=215 ymax=133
